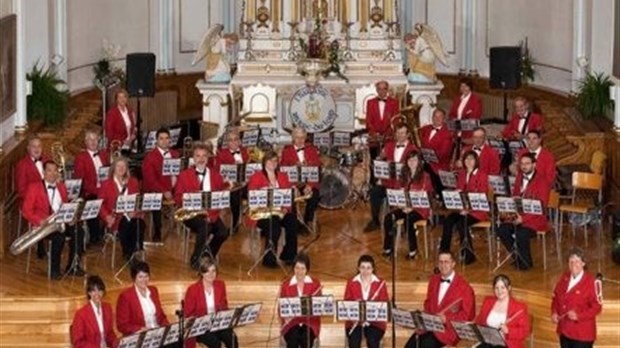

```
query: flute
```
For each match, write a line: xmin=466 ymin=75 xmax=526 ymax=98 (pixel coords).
xmin=348 ymin=280 xmax=387 ymax=336
xmin=438 ymin=297 xmax=463 ymax=316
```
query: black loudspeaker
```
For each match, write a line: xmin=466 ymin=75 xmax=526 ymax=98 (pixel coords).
xmin=489 ymin=46 xmax=522 ymax=90
xmin=126 ymin=53 xmax=156 ymax=97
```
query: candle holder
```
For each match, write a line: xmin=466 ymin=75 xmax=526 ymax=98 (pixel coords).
xmin=242 ymin=21 xmax=256 ymax=61
xmin=342 ymin=22 xmax=355 ymax=61
xmin=383 ymin=21 xmax=398 ymax=61
xmin=285 ymin=22 xmax=300 ymax=61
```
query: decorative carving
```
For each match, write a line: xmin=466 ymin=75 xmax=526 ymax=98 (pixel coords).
xmin=256 ymin=0 xmax=270 ymax=28
xmin=370 ymin=0 xmax=384 ymax=28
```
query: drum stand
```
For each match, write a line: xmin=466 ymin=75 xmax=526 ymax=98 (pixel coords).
xmin=247 ymin=215 xmax=287 ymax=276
xmin=114 ymin=218 xmax=144 ymax=284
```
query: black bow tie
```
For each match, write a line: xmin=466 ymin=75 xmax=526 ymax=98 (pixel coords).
xmin=163 ymin=151 xmax=169 ymax=156
xmin=296 ymin=147 xmax=305 ymax=153
xmin=396 ymin=144 xmax=405 ymax=149
xmin=473 ymin=146 xmax=481 ymax=151
xmin=33 ymin=158 xmax=41 ymax=163
xmin=47 ymin=185 xmax=56 ymax=190
xmin=433 ymin=127 xmax=441 ymax=132
xmin=92 ymin=152 xmax=99 ymax=157
xmin=523 ymin=174 xmax=533 ymax=181
xmin=378 ymin=98 xmax=387 ymax=102
xmin=441 ymin=278 xmax=451 ymax=284
xmin=529 ymin=151 xmax=537 ymax=157
xmin=231 ymin=150 xmax=241 ymax=155
xmin=196 ymin=170 xmax=206 ymax=176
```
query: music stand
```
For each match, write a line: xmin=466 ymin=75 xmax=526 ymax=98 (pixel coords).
xmin=57 ymin=201 xmax=84 ymax=280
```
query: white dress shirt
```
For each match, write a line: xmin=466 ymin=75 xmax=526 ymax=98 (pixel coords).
xmin=429 ymin=126 xmax=442 ymax=140
xmin=90 ymin=301 xmax=105 ymax=346
xmin=486 ymin=308 xmax=507 ymax=329
xmin=378 ymin=99 xmax=386 ymax=120
xmin=567 ymin=271 xmax=584 ymax=292
xmin=529 ymin=146 xmax=541 ymax=159
xmin=352 ymin=274 xmax=380 ymax=300
xmin=457 ymin=93 xmax=471 ymax=119
xmin=88 ymin=150 xmax=104 ymax=188
xmin=438 ymin=272 xmax=455 ymax=305
xmin=197 ymin=168 xmax=211 ymax=192
xmin=45 ymin=181 xmax=62 ymax=213
xmin=231 ymin=149 xmax=243 ymax=164
xmin=394 ymin=141 xmax=408 ymax=162
xmin=295 ymin=146 xmax=305 ymax=164
xmin=517 ymin=112 xmax=529 ymax=134
xmin=520 ymin=172 xmax=534 ymax=194
xmin=119 ymin=107 xmax=133 ymax=147
xmin=289 ymin=275 xmax=313 ymax=297
xmin=205 ymin=288 xmax=216 ymax=314
xmin=33 ymin=157 xmax=44 ymax=178
xmin=135 ymin=286 xmax=158 ymax=329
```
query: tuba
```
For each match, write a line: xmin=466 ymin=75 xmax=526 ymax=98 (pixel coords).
xmin=51 ymin=142 xmax=67 ymax=180
xmin=110 ymin=140 xmax=122 ymax=161
xmin=390 ymin=103 xmax=423 ymax=148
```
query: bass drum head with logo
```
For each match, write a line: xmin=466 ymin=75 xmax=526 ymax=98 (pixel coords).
xmin=319 ymin=168 xmax=351 ymax=209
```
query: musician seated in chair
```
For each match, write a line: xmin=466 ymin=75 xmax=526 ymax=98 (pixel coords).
xmin=456 ymin=127 xmax=501 ymax=176
xmin=439 ymin=151 xmax=489 ymax=265
xmin=280 ymin=127 xmax=321 ymax=234
xmin=175 ymin=143 xmax=229 ymax=270
xmin=98 ymin=157 xmax=144 ymax=262
xmin=447 ymin=77 xmax=483 ymax=145
xmin=216 ymin=130 xmax=250 ymax=233
xmin=366 ymin=80 xmax=400 ymax=161
xmin=382 ymin=151 xmax=433 ymax=259
xmin=22 ymin=160 xmax=85 ymax=280
xmin=511 ymin=129 xmax=556 ymax=190
xmin=364 ymin=123 xmax=417 ymax=232
xmin=404 ymin=251 xmax=475 ymax=348
xmin=247 ymin=151 xmax=299 ymax=268
xmin=497 ymin=153 xmax=550 ymax=271
xmin=419 ymin=108 xmax=452 ymax=194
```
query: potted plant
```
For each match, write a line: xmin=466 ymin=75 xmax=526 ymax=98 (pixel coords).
xmin=575 ymin=72 xmax=614 ymax=119
xmin=520 ymin=37 xmax=536 ymax=84
xmin=26 ymin=63 xmax=69 ymax=127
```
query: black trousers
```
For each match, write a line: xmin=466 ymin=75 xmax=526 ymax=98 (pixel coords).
xmin=404 ymin=332 xmax=444 ymax=348
xmin=85 ymin=194 xmax=103 ymax=243
xmin=151 ymin=209 xmax=164 ymax=240
xmin=196 ymin=328 xmax=238 ymax=348
xmin=347 ymin=325 xmax=384 ymax=348
xmin=560 ymin=335 xmax=594 ymax=348
xmin=369 ymin=185 xmax=386 ymax=223
xmin=49 ymin=225 xmax=84 ymax=275
xmin=257 ymin=212 xmax=298 ymax=263
xmin=497 ymin=223 xmax=535 ymax=269
xmin=423 ymin=163 xmax=444 ymax=196
xmin=229 ymin=187 xmax=247 ymax=230
xmin=296 ymin=187 xmax=320 ymax=224
xmin=284 ymin=324 xmax=316 ymax=348
xmin=183 ymin=217 xmax=229 ymax=262
xmin=439 ymin=212 xmax=480 ymax=259
xmin=383 ymin=210 xmax=423 ymax=252
xmin=118 ymin=218 xmax=145 ymax=260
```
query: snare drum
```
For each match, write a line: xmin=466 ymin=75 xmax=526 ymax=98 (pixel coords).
xmin=319 ymin=168 xmax=351 ymax=209
xmin=339 ymin=147 xmax=363 ymax=167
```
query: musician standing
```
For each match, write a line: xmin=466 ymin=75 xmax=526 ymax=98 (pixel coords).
xmin=280 ymin=253 xmax=322 ymax=348
xmin=551 ymin=247 xmax=602 ymax=348
xmin=247 ymin=151 xmax=298 ymax=268
xmin=513 ymin=130 xmax=556 ymax=188
xmin=366 ymin=80 xmax=400 ymax=161
xmin=364 ymin=123 xmax=417 ymax=232
xmin=73 ymin=129 xmax=110 ymax=246
xmin=500 ymin=96 xmax=544 ymax=141
xmin=419 ymin=108 xmax=452 ymax=194
xmin=457 ymin=127 xmax=501 ymax=175
xmin=382 ymin=151 xmax=433 ymax=259
xmin=280 ymin=127 xmax=321 ymax=233
xmin=142 ymin=127 xmax=180 ymax=242
xmin=439 ymin=151 xmax=489 ymax=265
xmin=22 ymin=160 xmax=85 ymax=279
xmin=71 ymin=275 xmax=119 ymax=348
xmin=447 ymin=77 xmax=483 ymax=144
xmin=98 ymin=157 xmax=144 ymax=262
xmin=216 ymin=130 xmax=249 ymax=233
xmin=105 ymin=89 xmax=137 ymax=151
xmin=404 ymin=251 xmax=476 ymax=348
xmin=497 ymin=153 xmax=550 ymax=270
xmin=344 ymin=255 xmax=389 ymax=348
xmin=175 ymin=143 xmax=229 ymax=270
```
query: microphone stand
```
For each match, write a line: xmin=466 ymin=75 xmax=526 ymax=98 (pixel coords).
xmin=115 ymin=216 xmax=143 ymax=283
xmin=391 ymin=212 xmax=398 ymax=348
xmin=176 ymin=300 xmax=186 ymax=348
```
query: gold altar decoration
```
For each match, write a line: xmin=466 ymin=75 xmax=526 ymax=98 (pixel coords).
xmin=256 ymin=0 xmax=270 ymax=28
xmin=370 ymin=0 xmax=384 ymax=28
xmin=360 ymin=0 xmax=369 ymax=32
xmin=271 ymin=0 xmax=280 ymax=32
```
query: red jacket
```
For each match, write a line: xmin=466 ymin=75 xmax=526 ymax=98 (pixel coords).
xmin=475 ymin=296 xmax=530 ymax=348
xmin=447 ymin=93 xmax=483 ymax=140
xmin=423 ymin=273 xmax=476 ymax=346
xmin=73 ymin=149 xmax=110 ymax=197
xmin=280 ymin=143 xmax=321 ymax=189
xmin=279 ymin=275 xmax=322 ymax=338
xmin=184 ymin=279 xmax=229 ymax=348
xmin=512 ymin=170 xmax=550 ymax=232
xmin=174 ymin=166 xmax=226 ymax=222
xmin=15 ymin=155 xmax=49 ymax=201
xmin=22 ymin=181 xmax=68 ymax=227
xmin=343 ymin=275 xmax=390 ymax=331
xmin=552 ymin=271 xmax=602 ymax=342
xmin=105 ymin=106 xmax=135 ymax=146
xmin=461 ymin=144 xmax=500 ymax=175
xmin=382 ymin=140 xmax=418 ymax=189
xmin=216 ymin=147 xmax=250 ymax=165
xmin=116 ymin=285 xmax=169 ymax=336
xmin=516 ymin=147 xmax=556 ymax=188
xmin=97 ymin=177 xmax=142 ymax=231
xmin=501 ymin=112 xmax=544 ymax=140
xmin=366 ymin=96 xmax=400 ymax=140
xmin=141 ymin=148 xmax=180 ymax=193
xmin=419 ymin=124 xmax=453 ymax=173
xmin=456 ymin=169 xmax=489 ymax=222
xmin=71 ymin=301 xmax=118 ymax=348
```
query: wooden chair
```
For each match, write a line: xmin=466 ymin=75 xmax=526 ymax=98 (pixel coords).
xmin=24 ymin=223 xmax=53 ymax=279
xmin=537 ymin=190 xmax=560 ymax=270
xmin=469 ymin=186 xmax=495 ymax=264
xmin=394 ymin=217 xmax=432 ymax=259
xmin=557 ymin=172 xmax=603 ymax=247
xmin=100 ymin=228 xmax=118 ymax=269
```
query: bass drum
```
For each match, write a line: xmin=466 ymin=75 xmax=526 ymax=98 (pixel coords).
xmin=319 ymin=168 xmax=351 ymax=209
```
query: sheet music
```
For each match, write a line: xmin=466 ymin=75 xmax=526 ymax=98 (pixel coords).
xmin=248 ymin=190 xmax=269 ymax=209
xmin=386 ymin=189 xmax=408 ymax=208
xmin=242 ymin=129 xmax=260 ymax=147
xmin=508 ymin=175 xmax=516 ymax=189
xmin=210 ymin=191 xmax=231 ymax=209
xmin=245 ymin=163 xmax=262 ymax=180
xmin=467 ymin=192 xmax=490 ymax=212
xmin=210 ymin=309 xmax=236 ymax=332
xmin=447 ymin=119 xmax=479 ymax=132
xmin=161 ymin=322 xmax=182 ymax=346
xmin=373 ymin=160 xmax=391 ymax=180
xmin=409 ymin=191 xmax=431 ymax=209
xmin=489 ymin=175 xmax=509 ymax=196
xmin=419 ymin=312 xmax=445 ymax=332
xmin=236 ymin=303 xmax=262 ymax=326
xmin=144 ymin=131 xmax=157 ymax=150
xmin=477 ymin=324 xmax=506 ymax=346
xmin=451 ymin=321 xmax=479 ymax=342
xmin=272 ymin=188 xmax=293 ymax=208
xmin=115 ymin=193 xmax=138 ymax=213
xmin=98 ymin=166 xmax=110 ymax=183
xmin=438 ymin=170 xmax=457 ymax=189
xmin=162 ymin=158 xmax=182 ymax=176
xmin=219 ymin=164 xmax=238 ymax=182
xmin=421 ymin=148 xmax=439 ymax=164
xmin=140 ymin=326 xmax=166 ymax=348
xmin=182 ymin=192 xmax=203 ymax=211
xmin=488 ymin=138 xmax=506 ymax=155
xmin=392 ymin=308 xmax=416 ymax=329
xmin=280 ymin=166 xmax=299 ymax=183
xmin=522 ymin=198 xmax=543 ymax=215
xmin=365 ymin=301 xmax=389 ymax=322
xmin=117 ymin=332 xmax=141 ymax=348
xmin=55 ymin=202 xmax=79 ymax=223
xmin=187 ymin=313 xmax=215 ymax=338
xmin=300 ymin=166 xmax=320 ymax=183
xmin=333 ymin=132 xmax=351 ymax=146
xmin=442 ymin=190 xmax=465 ymax=210
xmin=141 ymin=193 xmax=163 ymax=211
xmin=170 ymin=128 xmax=182 ymax=146
xmin=313 ymin=132 xmax=331 ymax=147
xmin=508 ymin=141 xmax=525 ymax=155
xmin=311 ymin=295 xmax=335 ymax=316
xmin=496 ymin=196 xmax=518 ymax=213
xmin=336 ymin=301 xmax=360 ymax=321
xmin=279 ymin=297 xmax=302 ymax=318
xmin=64 ymin=179 xmax=82 ymax=201
xmin=80 ymin=199 xmax=103 ymax=221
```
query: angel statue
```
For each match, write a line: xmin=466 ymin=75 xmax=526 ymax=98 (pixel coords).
xmin=404 ymin=23 xmax=449 ymax=84
xmin=192 ymin=24 xmax=232 ymax=82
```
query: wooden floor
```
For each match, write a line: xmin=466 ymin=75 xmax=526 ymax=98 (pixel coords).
xmin=1 ymin=205 xmax=619 ymax=347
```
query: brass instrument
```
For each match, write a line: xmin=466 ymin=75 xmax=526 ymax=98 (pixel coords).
xmin=174 ymin=208 xmax=206 ymax=222
xmin=110 ymin=140 xmax=122 ymax=161
xmin=249 ymin=146 xmax=264 ymax=163
xmin=51 ymin=142 xmax=67 ymax=180
xmin=248 ymin=190 xmax=312 ymax=221
xmin=390 ymin=103 xmax=423 ymax=148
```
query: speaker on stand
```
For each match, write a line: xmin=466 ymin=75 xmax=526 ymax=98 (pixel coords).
xmin=489 ymin=46 xmax=522 ymax=122
xmin=126 ymin=53 xmax=156 ymax=152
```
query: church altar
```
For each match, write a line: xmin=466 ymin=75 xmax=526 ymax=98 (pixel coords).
xmin=195 ymin=0 xmax=444 ymax=140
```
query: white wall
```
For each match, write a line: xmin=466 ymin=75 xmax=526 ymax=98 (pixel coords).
xmin=0 ymin=0 xmax=14 ymax=147
xmin=174 ymin=0 xmax=221 ymax=74
xmin=590 ymin=0 xmax=615 ymax=77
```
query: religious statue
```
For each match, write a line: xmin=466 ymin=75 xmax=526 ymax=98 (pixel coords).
xmin=192 ymin=24 xmax=232 ymax=82
xmin=404 ymin=23 xmax=448 ymax=84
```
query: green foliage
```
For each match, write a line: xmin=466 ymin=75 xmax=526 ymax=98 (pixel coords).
xmin=26 ymin=63 xmax=69 ymax=127
xmin=575 ymin=72 xmax=614 ymax=119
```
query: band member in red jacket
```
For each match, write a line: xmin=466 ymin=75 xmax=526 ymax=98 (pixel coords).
xmin=247 ymin=150 xmax=298 ymax=268
xmin=105 ymin=89 xmax=136 ymax=151
xmin=116 ymin=262 xmax=170 ymax=338
xmin=73 ymin=129 xmax=110 ymax=245
xmin=366 ymin=80 xmax=400 ymax=160
xmin=447 ymin=77 xmax=483 ymax=143
xmin=382 ymin=151 xmax=433 ymax=259
xmin=175 ymin=143 xmax=229 ymax=269
xmin=98 ymin=157 xmax=144 ymax=262
xmin=514 ymin=130 xmax=556 ymax=189
xmin=439 ymin=151 xmax=489 ymax=265
xmin=365 ymin=124 xmax=417 ymax=232
xmin=405 ymin=251 xmax=476 ymax=348
xmin=344 ymin=255 xmax=389 ymax=348
xmin=419 ymin=108 xmax=453 ymax=194
xmin=71 ymin=275 xmax=119 ymax=348
xmin=184 ymin=258 xmax=238 ymax=348
xmin=22 ymin=160 xmax=85 ymax=279
xmin=475 ymin=275 xmax=530 ymax=348
xmin=280 ymin=253 xmax=322 ymax=348
xmin=15 ymin=135 xmax=49 ymax=201
xmin=501 ymin=96 xmax=544 ymax=141
xmin=497 ymin=153 xmax=550 ymax=270
xmin=457 ymin=127 xmax=501 ymax=176
xmin=216 ymin=130 xmax=249 ymax=233
xmin=142 ymin=127 xmax=180 ymax=242
xmin=280 ymin=127 xmax=321 ymax=233
xmin=551 ymin=247 xmax=602 ymax=348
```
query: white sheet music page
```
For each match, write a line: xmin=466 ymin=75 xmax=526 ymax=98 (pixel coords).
xmin=313 ymin=132 xmax=331 ymax=147
xmin=210 ymin=309 xmax=236 ymax=332
xmin=115 ymin=193 xmax=137 ymax=213
xmin=521 ymin=198 xmax=543 ymax=215
xmin=98 ymin=166 xmax=110 ymax=183
xmin=311 ymin=295 xmax=335 ymax=316
xmin=336 ymin=301 xmax=360 ymax=321
xmin=442 ymin=190 xmax=465 ymax=210
xmin=237 ymin=303 xmax=262 ymax=326
xmin=438 ymin=170 xmax=457 ymax=189
xmin=467 ymin=192 xmax=490 ymax=212
xmin=373 ymin=160 xmax=390 ymax=179
xmin=187 ymin=313 xmax=215 ymax=338
xmin=420 ymin=312 xmax=446 ymax=332
xmin=161 ymin=322 xmax=181 ymax=346
xmin=333 ymin=132 xmax=351 ymax=146
xmin=451 ymin=321 xmax=479 ymax=342
xmin=211 ymin=190 xmax=231 ymax=209
xmin=409 ymin=190 xmax=431 ymax=209
xmin=182 ymin=192 xmax=203 ymax=211
xmin=496 ymin=196 xmax=518 ymax=213
xmin=65 ymin=179 xmax=82 ymax=201
xmin=55 ymin=202 xmax=78 ymax=223
xmin=477 ymin=324 xmax=506 ymax=346
xmin=488 ymin=175 xmax=508 ymax=196
xmin=140 ymin=326 xmax=166 ymax=348
xmin=162 ymin=158 xmax=182 ymax=176
xmin=245 ymin=163 xmax=262 ymax=180
xmin=80 ymin=199 xmax=103 ymax=221
xmin=117 ymin=331 xmax=141 ymax=348
xmin=144 ymin=131 xmax=157 ymax=150
xmin=141 ymin=193 xmax=163 ymax=211
xmin=392 ymin=308 xmax=416 ymax=329
xmin=279 ymin=297 xmax=302 ymax=318
xmin=301 ymin=166 xmax=320 ymax=183
xmin=365 ymin=301 xmax=389 ymax=322
xmin=242 ymin=129 xmax=260 ymax=147
xmin=219 ymin=164 xmax=238 ymax=182
xmin=421 ymin=148 xmax=439 ymax=163
xmin=386 ymin=188 xmax=407 ymax=208
xmin=272 ymin=188 xmax=293 ymax=208
xmin=279 ymin=166 xmax=299 ymax=183
xmin=248 ymin=190 xmax=269 ymax=209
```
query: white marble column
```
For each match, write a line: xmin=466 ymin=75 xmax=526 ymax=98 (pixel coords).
xmin=469 ymin=0 xmax=478 ymax=75
xmin=611 ymin=84 xmax=620 ymax=131
xmin=460 ymin=0 xmax=472 ymax=74
xmin=572 ymin=0 xmax=591 ymax=92
xmin=158 ymin=0 xmax=174 ymax=73
xmin=52 ymin=0 xmax=67 ymax=83
xmin=14 ymin=0 xmax=27 ymax=132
